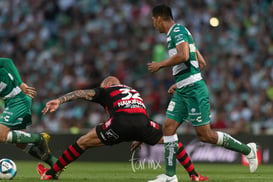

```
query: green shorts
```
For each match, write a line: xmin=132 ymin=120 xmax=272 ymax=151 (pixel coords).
xmin=0 ymin=92 xmax=32 ymax=130
xmin=166 ymin=80 xmax=211 ymax=127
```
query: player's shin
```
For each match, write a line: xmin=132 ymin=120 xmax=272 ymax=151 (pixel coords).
xmin=164 ymin=134 xmax=178 ymax=177
xmin=50 ymin=142 xmax=85 ymax=176
xmin=176 ymin=142 xmax=198 ymax=176
xmin=216 ymin=131 xmax=250 ymax=155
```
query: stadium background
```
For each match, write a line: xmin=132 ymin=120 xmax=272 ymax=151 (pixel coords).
xmin=0 ymin=0 xmax=272 ymax=163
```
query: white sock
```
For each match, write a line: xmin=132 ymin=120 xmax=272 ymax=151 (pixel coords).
xmin=6 ymin=131 xmax=13 ymax=143
xmin=163 ymin=134 xmax=178 ymax=143
xmin=216 ymin=131 xmax=224 ymax=145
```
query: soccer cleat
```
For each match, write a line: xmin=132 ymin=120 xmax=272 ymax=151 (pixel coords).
xmin=190 ymin=173 xmax=209 ymax=181
xmin=38 ymin=132 xmax=51 ymax=161
xmin=148 ymin=174 xmax=178 ymax=182
xmin=245 ymin=143 xmax=258 ymax=173
xmin=37 ymin=163 xmax=57 ymax=180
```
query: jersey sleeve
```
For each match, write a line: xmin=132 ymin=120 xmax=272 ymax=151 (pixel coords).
xmin=92 ymin=87 xmax=104 ymax=102
xmin=0 ymin=58 xmax=23 ymax=86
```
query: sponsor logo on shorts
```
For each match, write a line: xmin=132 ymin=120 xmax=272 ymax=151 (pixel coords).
xmin=3 ymin=110 xmax=13 ymax=115
xmin=189 ymin=107 xmax=201 ymax=116
xmin=167 ymin=101 xmax=175 ymax=112
xmin=3 ymin=115 xmax=10 ymax=122
xmin=196 ymin=116 xmax=202 ymax=122
xmin=105 ymin=129 xmax=119 ymax=140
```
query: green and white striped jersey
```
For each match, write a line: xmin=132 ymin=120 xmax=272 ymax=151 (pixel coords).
xmin=0 ymin=68 xmax=21 ymax=99
xmin=166 ymin=24 xmax=202 ymax=88
xmin=0 ymin=58 xmax=22 ymax=100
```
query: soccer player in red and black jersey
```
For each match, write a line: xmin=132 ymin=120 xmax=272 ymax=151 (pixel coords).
xmin=37 ymin=76 xmax=208 ymax=181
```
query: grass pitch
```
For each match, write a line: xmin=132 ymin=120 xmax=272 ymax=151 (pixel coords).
xmin=3 ymin=161 xmax=273 ymax=182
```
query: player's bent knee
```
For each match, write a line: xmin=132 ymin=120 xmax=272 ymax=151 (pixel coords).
xmin=77 ymin=136 xmax=91 ymax=150
xmin=77 ymin=133 xmax=103 ymax=150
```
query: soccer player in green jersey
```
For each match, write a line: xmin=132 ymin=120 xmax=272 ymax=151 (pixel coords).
xmin=147 ymin=4 xmax=258 ymax=182
xmin=0 ymin=58 xmax=57 ymax=167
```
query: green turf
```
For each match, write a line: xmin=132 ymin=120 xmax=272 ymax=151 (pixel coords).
xmin=2 ymin=161 xmax=273 ymax=182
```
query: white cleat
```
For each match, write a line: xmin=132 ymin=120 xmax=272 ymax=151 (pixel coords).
xmin=245 ymin=142 xmax=258 ymax=173
xmin=148 ymin=174 xmax=178 ymax=182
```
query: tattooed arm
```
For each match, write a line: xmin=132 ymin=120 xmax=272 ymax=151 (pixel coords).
xmin=58 ymin=89 xmax=96 ymax=104
xmin=42 ymin=89 xmax=96 ymax=114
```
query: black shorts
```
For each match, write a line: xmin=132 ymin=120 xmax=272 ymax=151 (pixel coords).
xmin=96 ymin=113 xmax=162 ymax=145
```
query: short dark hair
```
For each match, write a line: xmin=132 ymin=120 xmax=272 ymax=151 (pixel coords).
xmin=152 ymin=4 xmax=173 ymax=20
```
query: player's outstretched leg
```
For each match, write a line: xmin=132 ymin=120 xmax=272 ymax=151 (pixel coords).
xmin=177 ymin=142 xmax=208 ymax=181
xmin=37 ymin=142 xmax=85 ymax=180
xmin=8 ymin=130 xmax=57 ymax=167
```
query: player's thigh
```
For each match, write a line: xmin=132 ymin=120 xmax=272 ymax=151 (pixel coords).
xmin=77 ymin=128 xmax=104 ymax=149
xmin=188 ymin=82 xmax=211 ymax=127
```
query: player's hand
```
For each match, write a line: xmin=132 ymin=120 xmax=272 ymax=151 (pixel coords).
xmin=42 ymin=99 xmax=60 ymax=114
xmin=130 ymin=141 xmax=143 ymax=151
xmin=168 ymin=84 xmax=177 ymax=95
xmin=147 ymin=62 xmax=161 ymax=72
xmin=20 ymin=83 xmax=37 ymax=98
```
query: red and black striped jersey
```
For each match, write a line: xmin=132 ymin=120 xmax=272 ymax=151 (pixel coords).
xmin=92 ymin=85 xmax=148 ymax=117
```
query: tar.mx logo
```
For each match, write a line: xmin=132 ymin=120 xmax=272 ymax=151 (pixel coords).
xmin=129 ymin=150 xmax=161 ymax=172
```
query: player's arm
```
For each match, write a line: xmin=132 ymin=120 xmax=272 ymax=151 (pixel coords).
xmin=58 ymin=89 xmax=96 ymax=104
xmin=148 ymin=42 xmax=189 ymax=72
xmin=196 ymin=50 xmax=207 ymax=70
xmin=42 ymin=89 xmax=96 ymax=114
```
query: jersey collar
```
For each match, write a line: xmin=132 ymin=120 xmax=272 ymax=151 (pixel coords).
xmin=167 ymin=24 xmax=176 ymax=36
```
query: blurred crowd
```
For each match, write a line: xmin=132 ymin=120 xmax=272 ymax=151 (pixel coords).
xmin=0 ymin=0 xmax=272 ymax=135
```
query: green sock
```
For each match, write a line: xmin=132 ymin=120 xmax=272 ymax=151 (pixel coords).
xmin=8 ymin=130 xmax=41 ymax=144
xmin=216 ymin=131 xmax=251 ymax=155
xmin=164 ymin=135 xmax=178 ymax=177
